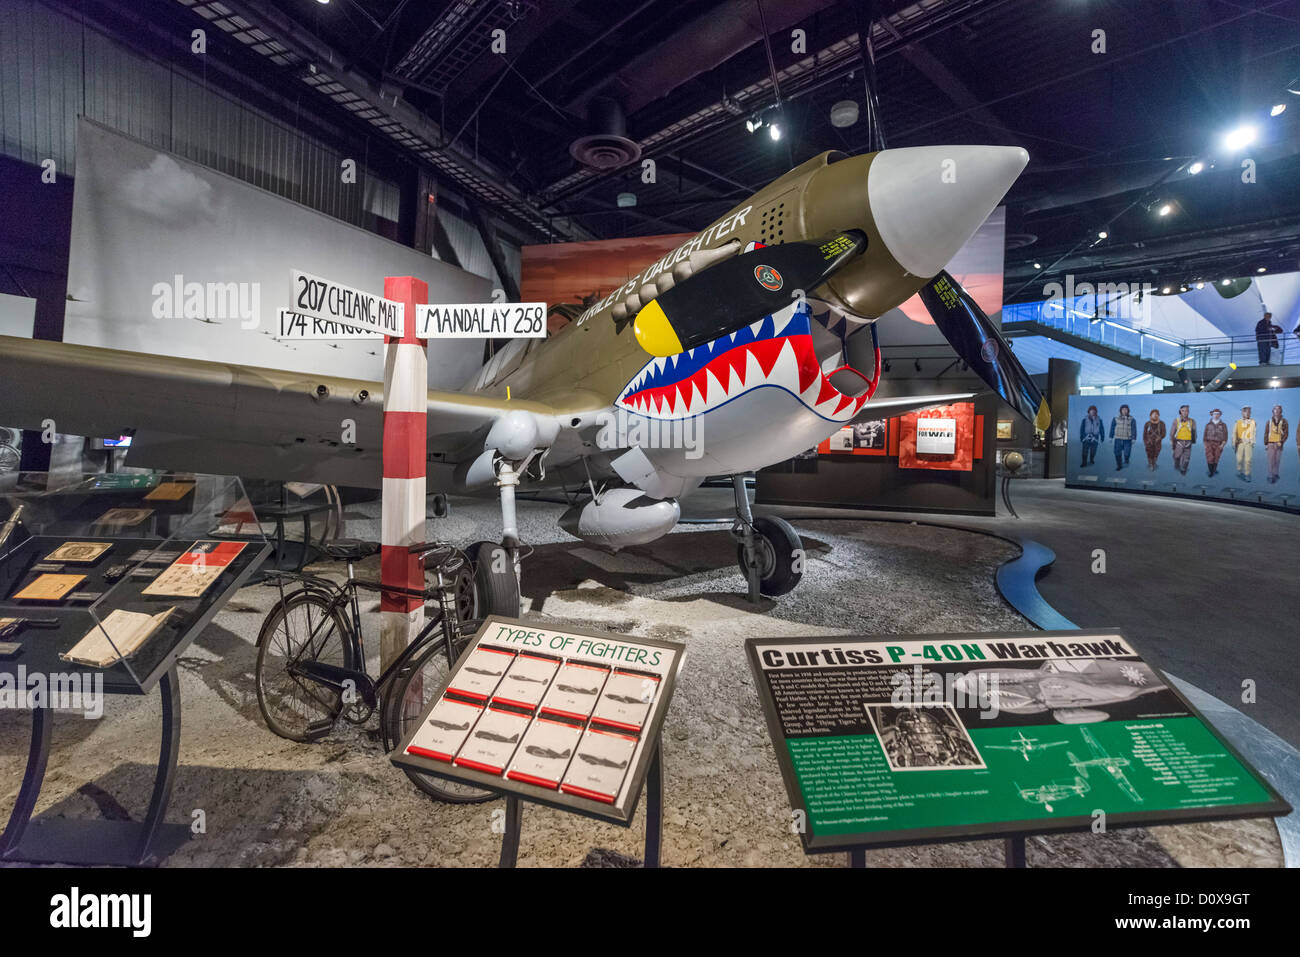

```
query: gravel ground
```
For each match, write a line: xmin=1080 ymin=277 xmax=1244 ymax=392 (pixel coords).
xmin=0 ymin=496 xmax=1281 ymax=867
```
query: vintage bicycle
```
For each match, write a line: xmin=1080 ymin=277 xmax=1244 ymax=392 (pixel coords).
xmin=254 ymin=538 xmax=494 ymax=804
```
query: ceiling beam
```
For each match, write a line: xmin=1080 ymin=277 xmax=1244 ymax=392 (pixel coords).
xmin=444 ymin=0 xmax=583 ymax=105
xmin=213 ymin=0 xmax=587 ymax=242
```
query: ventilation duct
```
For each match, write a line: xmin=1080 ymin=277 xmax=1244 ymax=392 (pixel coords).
xmin=570 ymin=97 xmax=641 ymax=170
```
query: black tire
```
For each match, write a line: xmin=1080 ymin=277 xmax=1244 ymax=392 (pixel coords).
xmin=255 ymin=590 xmax=356 ymax=741
xmin=736 ymin=516 xmax=804 ymax=597
xmin=382 ymin=619 xmax=496 ymax=804
xmin=466 ymin=541 xmax=520 ymax=618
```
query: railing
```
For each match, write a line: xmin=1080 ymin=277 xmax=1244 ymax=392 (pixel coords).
xmin=1002 ymin=301 xmax=1299 ymax=371
xmin=1177 ymin=334 xmax=1298 ymax=370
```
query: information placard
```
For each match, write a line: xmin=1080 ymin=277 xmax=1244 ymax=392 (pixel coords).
xmin=745 ymin=629 xmax=1289 ymax=852
xmin=392 ymin=616 xmax=684 ymax=824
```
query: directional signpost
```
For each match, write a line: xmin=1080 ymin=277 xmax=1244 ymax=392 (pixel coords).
xmin=289 ymin=269 xmax=405 ymax=337
xmin=283 ymin=270 xmax=547 ymax=672
xmin=415 ymin=301 xmax=546 ymax=339
xmin=283 ymin=268 xmax=423 ymax=672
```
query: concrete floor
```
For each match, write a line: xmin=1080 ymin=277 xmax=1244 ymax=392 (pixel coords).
xmin=0 ymin=491 xmax=1284 ymax=867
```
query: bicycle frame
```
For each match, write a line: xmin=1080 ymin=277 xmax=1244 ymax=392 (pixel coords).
xmin=264 ymin=555 xmax=465 ymax=719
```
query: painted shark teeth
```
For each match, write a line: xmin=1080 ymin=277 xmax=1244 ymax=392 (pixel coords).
xmin=616 ymin=304 xmax=868 ymax=422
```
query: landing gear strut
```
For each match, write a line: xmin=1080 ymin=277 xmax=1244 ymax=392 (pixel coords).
xmin=731 ymin=475 xmax=804 ymax=602
xmin=467 ymin=457 xmax=525 ymax=619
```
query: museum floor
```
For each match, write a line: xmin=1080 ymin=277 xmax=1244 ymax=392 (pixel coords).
xmin=0 ymin=480 xmax=1290 ymax=867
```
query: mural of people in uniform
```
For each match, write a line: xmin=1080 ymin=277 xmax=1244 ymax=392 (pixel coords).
xmin=1079 ymin=405 xmax=1104 ymax=467
xmin=1234 ymin=406 xmax=1256 ymax=483
xmin=1203 ymin=408 xmax=1228 ymax=477
xmin=1264 ymin=404 xmax=1289 ymax=484
xmin=1109 ymin=404 xmax=1136 ymax=470
xmin=1143 ymin=409 xmax=1166 ymax=470
xmin=1170 ymin=404 xmax=1196 ymax=476
xmin=1068 ymin=391 xmax=1298 ymax=508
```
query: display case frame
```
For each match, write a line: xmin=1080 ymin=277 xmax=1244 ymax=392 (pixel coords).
xmin=0 ymin=472 xmax=270 ymax=866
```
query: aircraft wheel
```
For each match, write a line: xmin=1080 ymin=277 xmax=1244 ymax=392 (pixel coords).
xmin=736 ymin=516 xmax=803 ymax=597
xmin=466 ymin=541 xmax=521 ymax=618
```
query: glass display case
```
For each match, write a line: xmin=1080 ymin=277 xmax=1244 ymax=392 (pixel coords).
xmin=0 ymin=472 xmax=269 ymax=693
xmin=0 ymin=471 xmax=270 ymax=865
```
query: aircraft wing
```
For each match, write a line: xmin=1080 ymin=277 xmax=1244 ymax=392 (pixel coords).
xmin=853 ymin=392 xmax=979 ymax=420
xmin=0 ymin=336 xmax=558 ymax=488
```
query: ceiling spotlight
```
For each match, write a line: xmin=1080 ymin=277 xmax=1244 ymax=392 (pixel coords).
xmin=1221 ymin=279 xmax=1232 ymax=286
xmin=1157 ymin=203 xmax=1172 ymax=217
xmin=829 ymin=100 xmax=859 ymax=128
xmin=1195 ymin=282 xmax=1205 ymax=289
xmin=1161 ymin=286 xmax=1172 ymax=294
xmin=1257 ymin=266 xmax=1267 ymax=273
xmin=1223 ymin=124 xmax=1257 ymax=151
xmin=1188 ymin=161 xmax=1204 ymax=175
xmin=1270 ymin=378 xmax=1281 ymax=388
xmin=315 ymin=0 xmax=330 ymax=4
xmin=1271 ymin=103 xmax=1287 ymax=117
xmin=1033 ymin=262 xmax=1042 ymax=270
xmin=768 ymin=123 xmax=782 ymax=141
xmin=745 ymin=115 xmax=763 ymax=133
xmin=1097 ymin=230 xmax=1108 ymax=239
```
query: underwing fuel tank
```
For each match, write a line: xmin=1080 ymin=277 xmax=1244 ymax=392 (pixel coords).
xmin=558 ymin=487 xmax=680 ymax=549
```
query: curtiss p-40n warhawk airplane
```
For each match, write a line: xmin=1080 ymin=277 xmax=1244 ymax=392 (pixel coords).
xmin=0 ymin=145 xmax=1046 ymax=614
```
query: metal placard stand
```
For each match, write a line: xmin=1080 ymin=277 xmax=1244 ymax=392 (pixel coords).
xmin=391 ymin=616 xmax=684 ymax=868
xmin=497 ymin=739 xmax=665 ymax=868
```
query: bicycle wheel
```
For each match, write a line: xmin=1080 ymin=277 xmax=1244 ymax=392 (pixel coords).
xmin=383 ymin=619 xmax=496 ymax=804
xmin=255 ymin=590 xmax=356 ymax=742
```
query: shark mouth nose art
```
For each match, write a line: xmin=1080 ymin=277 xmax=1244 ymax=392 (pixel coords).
xmin=617 ymin=303 xmax=872 ymax=421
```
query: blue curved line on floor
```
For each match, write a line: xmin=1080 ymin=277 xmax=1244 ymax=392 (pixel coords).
xmin=994 ymin=539 xmax=1078 ymax=631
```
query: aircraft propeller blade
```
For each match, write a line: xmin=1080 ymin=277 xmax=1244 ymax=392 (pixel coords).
xmin=917 ymin=271 xmax=1051 ymax=430
xmin=632 ymin=230 xmax=868 ymax=357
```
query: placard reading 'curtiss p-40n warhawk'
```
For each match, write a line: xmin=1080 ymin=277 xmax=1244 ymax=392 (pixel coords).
xmin=392 ymin=617 xmax=684 ymax=824
xmin=745 ymin=630 xmax=1288 ymax=852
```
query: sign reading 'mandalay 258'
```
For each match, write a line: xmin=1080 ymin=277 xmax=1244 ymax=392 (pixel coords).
xmin=416 ymin=302 xmax=546 ymax=339
xmin=290 ymin=269 xmax=404 ymax=337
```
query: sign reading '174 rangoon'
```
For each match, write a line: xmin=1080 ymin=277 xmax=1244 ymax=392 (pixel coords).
xmin=289 ymin=269 xmax=404 ymax=337
xmin=416 ymin=303 xmax=546 ymax=339
xmin=276 ymin=310 xmax=381 ymax=340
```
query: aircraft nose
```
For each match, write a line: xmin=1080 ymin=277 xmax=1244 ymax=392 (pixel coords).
xmin=867 ymin=145 xmax=1029 ymax=278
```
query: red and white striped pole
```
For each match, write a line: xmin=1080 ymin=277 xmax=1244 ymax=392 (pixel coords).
xmin=379 ymin=276 xmax=428 ymax=673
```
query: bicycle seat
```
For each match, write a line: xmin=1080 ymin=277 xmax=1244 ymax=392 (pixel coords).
xmin=322 ymin=538 xmax=380 ymax=561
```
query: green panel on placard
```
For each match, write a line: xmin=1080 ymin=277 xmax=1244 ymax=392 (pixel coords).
xmin=787 ymin=718 xmax=1274 ymax=837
